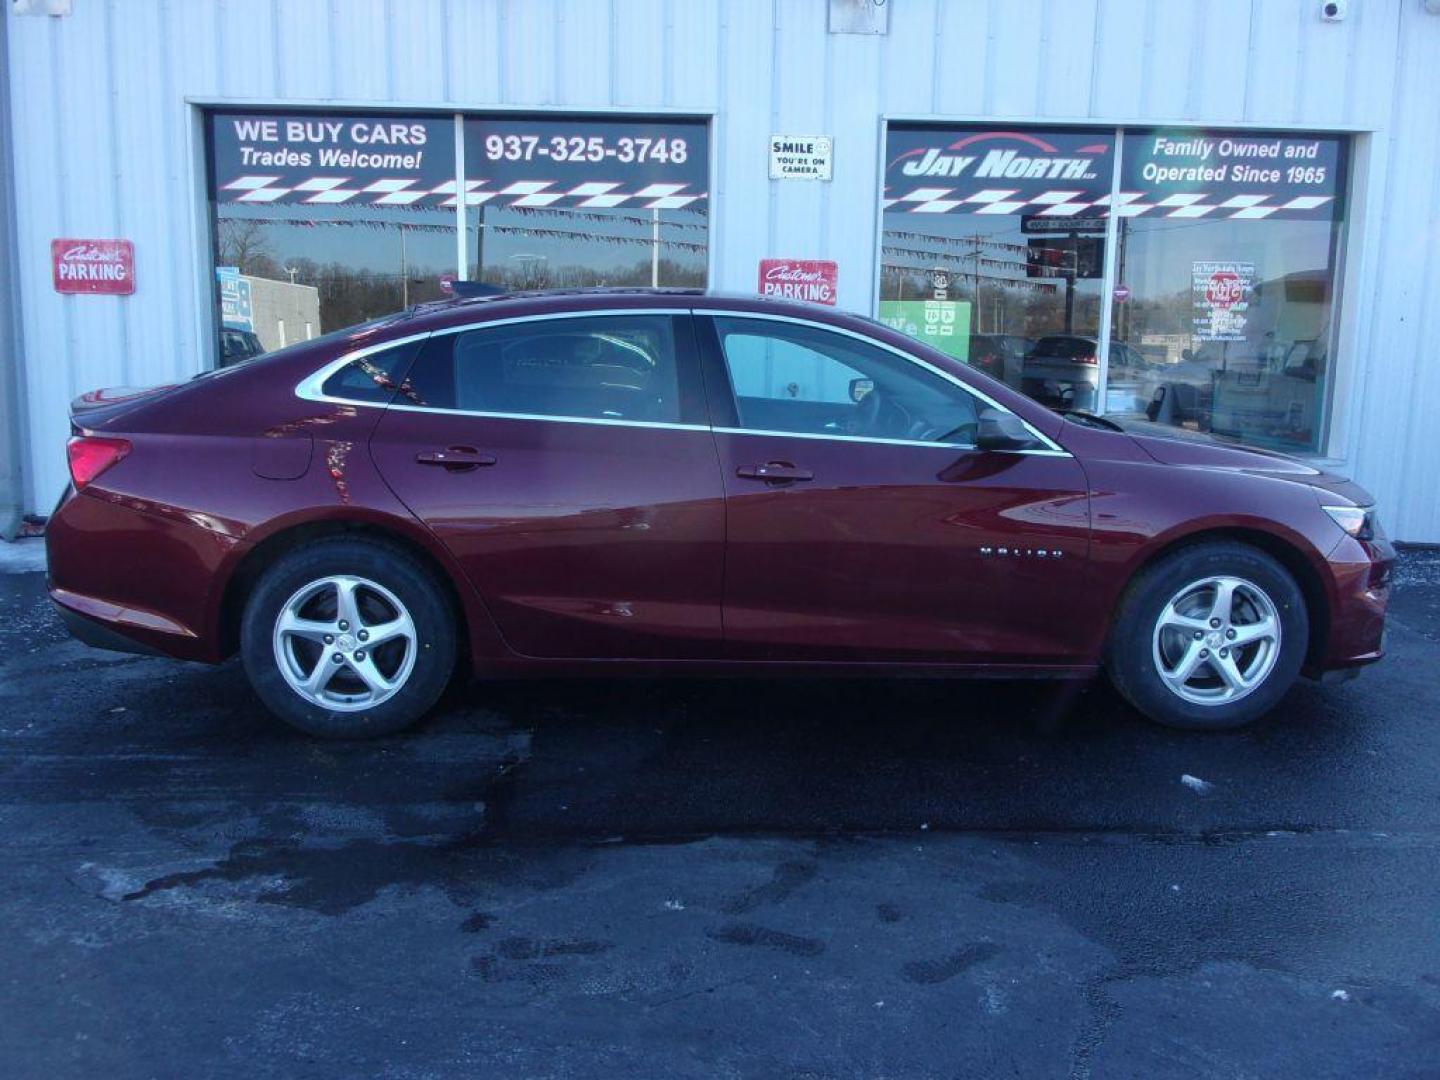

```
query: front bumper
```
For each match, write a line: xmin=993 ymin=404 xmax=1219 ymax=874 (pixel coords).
xmin=1312 ymin=530 xmax=1395 ymax=674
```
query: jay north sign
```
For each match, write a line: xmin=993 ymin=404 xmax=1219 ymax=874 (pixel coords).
xmin=883 ymin=127 xmax=1116 ymax=215
xmin=884 ymin=125 xmax=1345 ymax=221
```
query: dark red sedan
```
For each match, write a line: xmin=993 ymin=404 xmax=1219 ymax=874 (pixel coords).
xmin=47 ymin=289 xmax=1393 ymax=737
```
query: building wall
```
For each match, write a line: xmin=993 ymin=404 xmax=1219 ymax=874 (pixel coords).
xmin=5 ymin=0 xmax=1439 ymax=539
xmin=245 ymin=276 xmax=321 ymax=353
xmin=0 ymin=8 xmax=26 ymax=538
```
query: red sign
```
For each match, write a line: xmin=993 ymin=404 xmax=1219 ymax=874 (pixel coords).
xmin=1204 ymin=270 xmax=1245 ymax=310
xmin=757 ymin=259 xmax=838 ymax=306
xmin=1113 ymin=284 xmax=1131 ymax=303
xmin=52 ymin=239 xmax=135 ymax=295
xmin=438 ymin=274 xmax=456 ymax=296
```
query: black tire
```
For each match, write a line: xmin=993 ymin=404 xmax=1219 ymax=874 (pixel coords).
xmin=240 ymin=536 xmax=457 ymax=738
xmin=1106 ymin=541 xmax=1308 ymax=730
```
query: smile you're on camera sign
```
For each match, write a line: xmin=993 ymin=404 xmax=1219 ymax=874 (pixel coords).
xmin=769 ymin=135 xmax=833 ymax=181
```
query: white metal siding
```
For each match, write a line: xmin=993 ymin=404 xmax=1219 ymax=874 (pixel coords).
xmin=6 ymin=0 xmax=1439 ymax=539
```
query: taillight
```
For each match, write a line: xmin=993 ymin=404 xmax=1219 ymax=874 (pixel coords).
xmin=67 ymin=436 xmax=131 ymax=490
xmin=1080 ymin=355 xmax=1098 ymax=365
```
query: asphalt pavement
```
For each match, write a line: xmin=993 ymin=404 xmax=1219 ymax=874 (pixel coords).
xmin=1 ymin=548 xmax=1438 ymax=1078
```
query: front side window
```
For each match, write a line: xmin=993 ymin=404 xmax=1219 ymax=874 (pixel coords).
xmin=407 ymin=315 xmax=684 ymax=424
xmin=712 ymin=317 xmax=978 ymax=445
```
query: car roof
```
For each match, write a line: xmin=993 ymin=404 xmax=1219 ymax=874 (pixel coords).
xmin=376 ymin=287 xmax=860 ymax=337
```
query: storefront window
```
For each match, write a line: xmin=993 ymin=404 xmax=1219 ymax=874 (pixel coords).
xmin=461 ymin=117 xmax=708 ymax=290
xmin=878 ymin=123 xmax=1349 ymax=454
xmin=207 ymin=111 xmax=710 ymax=367
xmin=879 ymin=126 xmax=1116 ymax=411
xmin=209 ymin=112 xmax=457 ymax=360
xmin=1104 ymin=130 xmax=1347 ymax=451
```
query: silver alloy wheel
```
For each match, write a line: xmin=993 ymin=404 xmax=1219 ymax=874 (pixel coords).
xmin=271 ymin=574 xmax=418 ymax=712
xmin=1151 ymin=574 xmax=1282 ymax=706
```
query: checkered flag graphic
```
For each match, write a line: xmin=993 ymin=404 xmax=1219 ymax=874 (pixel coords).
xmin=883 ymin=186 xmax=1334 ymax=219
xmin=221 ymin=175 xmax=706 ymax=211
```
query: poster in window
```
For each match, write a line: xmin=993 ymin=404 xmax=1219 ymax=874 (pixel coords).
xmin=1193 ymin=261 xmax=1256 ymax=342
xmin=877 ymin=300 xmax=972 ymax=363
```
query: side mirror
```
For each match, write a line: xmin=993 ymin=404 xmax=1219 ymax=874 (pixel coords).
xmin=849 ymin=377 xmax=874 ymax=404
xmin=975 ymin=408 xmax=1038 ymax=452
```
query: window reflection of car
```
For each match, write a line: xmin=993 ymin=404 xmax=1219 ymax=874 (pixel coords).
xmin=1206 ymin=270 xmax=1332 ymax=446
xmin=219 ymin=329 xmax=265 ymax=368
xmin=967 ymin=333 xmax=1031 ymax=384
xmin=1141 ymin=347 xmax=1221 ymax=426
xmin=1210 ymin=339 xmax=1326 ymax=445
xmin=1022 ymin=336 xmax=1153 ymax=412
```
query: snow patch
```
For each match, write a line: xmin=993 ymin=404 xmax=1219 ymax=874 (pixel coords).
xmin=0 ymin=539 xmax=46 ymax=574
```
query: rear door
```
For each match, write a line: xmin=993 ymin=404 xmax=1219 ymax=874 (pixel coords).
xmin=698 ymin=312 xmax=1094 ymax=665
xmin=368 ymin=309 xmax=726 ymax=659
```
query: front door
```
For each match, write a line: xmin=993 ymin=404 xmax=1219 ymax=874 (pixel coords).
xmin=369 ymin=310 xmax=726 ymax=659
xmin=698 ymin=313 xmax=1094 ymax=665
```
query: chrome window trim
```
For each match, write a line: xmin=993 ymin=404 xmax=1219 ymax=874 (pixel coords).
xmin=698 ymin=308 xmax=1070 ymax=456
xmin=294 ymin=305 xmax=1071 ymax=455
xmin=390 ymin=404 xmax=709 ymax=432
xmin=711 ymin=426 xmax=976 ymax=451
xmin=710 ymin=426 xmax=1068 ymax=457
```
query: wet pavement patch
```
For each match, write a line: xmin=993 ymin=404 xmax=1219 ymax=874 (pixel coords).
xmin=1 ymin=559 xmax=1439 ymax=1076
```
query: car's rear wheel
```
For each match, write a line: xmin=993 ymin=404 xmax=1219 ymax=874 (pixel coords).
xmin=1106 ymin=541 xmax=1308 ymax=730
xmin=240 ymin=537 xmax=457 ymax=738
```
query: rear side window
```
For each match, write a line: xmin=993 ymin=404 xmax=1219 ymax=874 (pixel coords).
xmin=407 ymin=315 xmax=686 ymax=424
xmin=320 ymin=342 xmax=422 ymax=404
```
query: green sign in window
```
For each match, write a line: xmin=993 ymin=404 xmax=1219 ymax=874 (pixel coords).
xmin=878 ymin=300 xmax=970 ymax=364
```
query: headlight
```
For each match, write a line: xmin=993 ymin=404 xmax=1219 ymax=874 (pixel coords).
xmin=1323 ymin=504 xmax=1377 ymax=541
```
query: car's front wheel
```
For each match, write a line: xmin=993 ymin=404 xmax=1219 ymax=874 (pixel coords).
xmin=1107 ymin=541 xmax=1309 ymax=730
xmin=240 ymin=536 xmax=457 ymax=738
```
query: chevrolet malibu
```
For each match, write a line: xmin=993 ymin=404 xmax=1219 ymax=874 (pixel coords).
xmin=47 ymin=289 xmax=1393 ymax=737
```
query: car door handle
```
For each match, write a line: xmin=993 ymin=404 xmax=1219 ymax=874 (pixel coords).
xmin=736 ymin=462 xmax=814 ymax=483
xmin=415 ymin=447 xmax=497 ymax=471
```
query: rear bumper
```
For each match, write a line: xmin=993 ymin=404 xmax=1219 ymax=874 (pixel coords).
xmin=53 ymin=600 xmax=166 ymax=657
xmin=46 ymin=486 xmax=232 ymax=662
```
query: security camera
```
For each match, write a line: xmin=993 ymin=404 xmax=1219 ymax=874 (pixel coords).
xmin=1319 ymin=0 xmax=1347 ymax=21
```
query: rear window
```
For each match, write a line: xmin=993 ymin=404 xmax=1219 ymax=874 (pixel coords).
xmin=319 ymin=342 xmax=422 ymax=404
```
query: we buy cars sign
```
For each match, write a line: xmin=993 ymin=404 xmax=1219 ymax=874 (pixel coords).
xmin=210 ymin=112 xmax=457 ymax=207
xmin=758 ymin=259 xmax=838 ymax=306
xmin=52 ymin=239 xmax=135 ymax=295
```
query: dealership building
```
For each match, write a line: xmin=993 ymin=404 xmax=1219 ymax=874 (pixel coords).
xmin=2 ymin=0 xmax=1438 ymax=541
